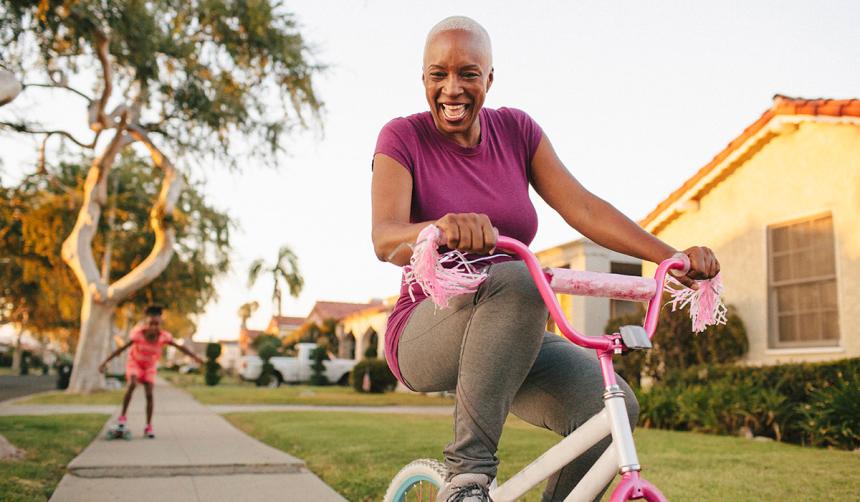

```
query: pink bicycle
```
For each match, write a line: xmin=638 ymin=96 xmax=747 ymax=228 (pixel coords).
xmin=384 ymin=230 xmax=720 ymax=502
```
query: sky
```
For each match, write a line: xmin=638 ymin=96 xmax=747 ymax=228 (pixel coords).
xmin=2 ymin=1 xmax=860 ymax=342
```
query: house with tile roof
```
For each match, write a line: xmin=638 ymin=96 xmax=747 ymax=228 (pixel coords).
xmin=639 ymin=95 xmax=860 ymax=364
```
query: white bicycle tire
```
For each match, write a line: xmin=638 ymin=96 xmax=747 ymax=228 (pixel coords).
xmin=383 ymin=458 xmax=447 ymax=502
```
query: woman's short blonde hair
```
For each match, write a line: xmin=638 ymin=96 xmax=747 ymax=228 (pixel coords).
xmin=425 ymin=16 xmax=492 ymax=65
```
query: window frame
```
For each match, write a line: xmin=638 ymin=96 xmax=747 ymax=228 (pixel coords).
xmin=767 ymin=212 xmax=840 ymax=349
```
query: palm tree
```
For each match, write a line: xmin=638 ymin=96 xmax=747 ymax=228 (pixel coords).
xmin=237 ymin=301 xmax=259 ymax=330
xmin=248 ymin=246 xmax=304 ymax=316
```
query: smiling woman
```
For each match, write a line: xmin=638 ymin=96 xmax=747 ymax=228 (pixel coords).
xmin=369 ymin=15 xmax=720 ymax=502
xmin=422 ymin=18 xmax=493 ymax=146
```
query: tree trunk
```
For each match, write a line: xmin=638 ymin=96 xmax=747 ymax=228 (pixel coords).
xmin=67 ymin=296 xmax=114 ymax=393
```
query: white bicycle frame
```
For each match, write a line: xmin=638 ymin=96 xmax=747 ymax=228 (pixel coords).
xmin=489 ymin=385 xmax=636 ymax=501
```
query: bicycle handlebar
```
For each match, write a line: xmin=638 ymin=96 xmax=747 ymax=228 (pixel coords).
xmin=493 ymin=236 xmax=689 ymax=350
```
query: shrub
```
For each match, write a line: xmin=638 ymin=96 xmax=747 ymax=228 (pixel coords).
xmin=638 ymin=357 xmax=860 ymax=449
xmin=204 ymin=343 xmax=222 ymax=386
xmin=309 ymin=345 xmax=329 ymax=386
xmin=798 ymin=370 xmax=860 ymax=449
xmin=56 ymin=361 xmax=73 ymax=390
xmin=19 ymin=350 xmax=30 ymax=375
xmin=351 ymin=358 xmax=397 ymax=393
xmin=256 ymin=342 xmax=280 ymax=387
xmin=606 ymin=303 xmax=748 ymax=387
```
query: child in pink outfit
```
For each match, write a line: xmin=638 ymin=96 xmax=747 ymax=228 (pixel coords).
xmin=100 ymin=305 xmax=203 ymax=438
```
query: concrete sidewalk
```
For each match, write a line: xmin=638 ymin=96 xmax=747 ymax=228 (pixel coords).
xmin=50 ymin=380 xmax=346 ymax=502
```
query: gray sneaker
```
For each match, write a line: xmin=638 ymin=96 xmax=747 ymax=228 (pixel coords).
xmin=436 ymin=473 xmax=492 ymax=502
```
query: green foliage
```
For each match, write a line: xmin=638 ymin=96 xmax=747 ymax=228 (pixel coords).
xmin=638 ymin=358 xmax=860 ymax=449
xmin=55 ymin=361 xmax=73 ymax=390
xmin=0 ymin=155 xmax=232 ymax=348
xmin=351 ymin=358 xmax=397 ymax=394
xmin=247 ymin=245 xmax=304 ymax=316
xmin=255 ymin=341 xmax=279 ymax=386
xmin=798 ymin=374 xmax=860 ymax=450
xmin=205 ymin=342 xmax=222 ymax=360
xmin=308 ymin=345 xmax=329 ymax=386
xmin=258 ymin=343 xmax=279 ymax=362
xmin=0 ymin=0 xmax=323 ymax=167
xmin=252 ymin=334 xmax=281 ymax=352
xmin=204 ymin=342 xmax=221 ymax=386
xmin=605 ymin=302 xmax=748 ymax=387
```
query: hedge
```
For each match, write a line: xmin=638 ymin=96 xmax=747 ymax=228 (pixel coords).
xmin=637 ymin=357 xmax=860 ymax=449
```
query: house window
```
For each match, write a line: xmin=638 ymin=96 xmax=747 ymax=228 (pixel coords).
xmin=609 ymin=262 xmax=643 ymax=319
xmin=768 ymin=214 xmax=839 ymax=347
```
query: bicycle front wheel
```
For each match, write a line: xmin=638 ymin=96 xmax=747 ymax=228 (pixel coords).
xmin=383 ymin=458 xmax=447 ymax=502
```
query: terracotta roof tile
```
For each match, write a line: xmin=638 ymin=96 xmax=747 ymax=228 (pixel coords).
xmin=641 ymin=95 xmax=860 ymax=231
xmin=308 ymin=300 xmax=383 ymax=321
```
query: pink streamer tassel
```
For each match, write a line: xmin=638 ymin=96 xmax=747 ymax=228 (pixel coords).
xmin=664 ymin=273 xmax=728 ymax=332
xmin=403 ymin=225 xmax=490 ymax=308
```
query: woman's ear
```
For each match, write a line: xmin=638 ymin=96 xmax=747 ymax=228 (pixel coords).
xmin=486 ymin=67 xmax=494 ymax=92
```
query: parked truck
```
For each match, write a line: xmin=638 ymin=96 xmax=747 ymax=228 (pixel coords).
xmin=238 ymin=343 xmax=357 ymax=387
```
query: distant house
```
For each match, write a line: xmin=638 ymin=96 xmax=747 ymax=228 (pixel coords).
xmin=238 ymin=328 xmax=264 ymax=354
xmin=265 ymin=316 xmax=306 ymax=339
xmin=306 ymin=301 xmax=382 ymax=325
xmin=297 ymin=300 xmax=385 ymax=360
xmin=338 ymin=300 xmax=395 ymax=361
xmin=536 ymin=239 xmax=643 ymax=337
xmin=640 ymin=95 xmax=860 ymax=364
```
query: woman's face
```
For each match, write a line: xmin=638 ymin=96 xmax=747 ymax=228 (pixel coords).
xmin=423 ymin=29 xmax=493 ymax=146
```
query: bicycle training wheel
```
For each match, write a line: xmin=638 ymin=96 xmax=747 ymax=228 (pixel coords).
xmin=383 ymin=458 xmax=447 ymax=502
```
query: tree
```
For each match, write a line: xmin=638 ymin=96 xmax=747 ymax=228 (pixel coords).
xmin=0 ymin=154 xmax=232 ymax=364
xmin=0 ymin=1 xmax=322 ymax=392
xmin=248 ymin=245 xmax=303 ymax=317
xmin=237 ymin=301 xmax=259 ymax=330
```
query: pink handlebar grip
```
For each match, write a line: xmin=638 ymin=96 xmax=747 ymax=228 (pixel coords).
xmin=547 ymin=269 xmax=657 ymax=302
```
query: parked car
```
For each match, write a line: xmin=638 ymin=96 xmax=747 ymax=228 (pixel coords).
xmin=238 ymin=343 xmax=357 ymax=387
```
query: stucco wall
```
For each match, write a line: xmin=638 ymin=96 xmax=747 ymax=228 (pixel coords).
xmin=644 ymin=122 xmax=860 ymax=364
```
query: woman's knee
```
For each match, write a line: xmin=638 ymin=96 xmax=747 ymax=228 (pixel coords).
xmin=483 ymin=262 xmax=546 ymax=314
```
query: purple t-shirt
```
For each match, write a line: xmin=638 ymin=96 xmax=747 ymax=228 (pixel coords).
xmin=374 ymin=107 xmax=543 ymax=385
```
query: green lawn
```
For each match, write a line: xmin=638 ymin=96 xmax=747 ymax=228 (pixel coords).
xmin=226 ymin=411 xmax=860 ymax=502
xmin=0 ymin=414 xmax=108 ymax=501
xmin=19 ymin=390 xmax=125 ymax=405
xmin=17 ymin=382 xmax=453 ymax=407
xmin=186 ymin=383 xmax=452 ymax=406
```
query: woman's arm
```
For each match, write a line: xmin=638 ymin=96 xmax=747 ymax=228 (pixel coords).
xmin=371 ymin=154 xmax=496 ymax=266
xmin=530 ymin=135 xmax=719 ymax=285
xmin=98 ymin=341 xmax=132 ymax=373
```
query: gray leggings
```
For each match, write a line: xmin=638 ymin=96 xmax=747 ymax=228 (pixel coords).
xmin=398 ymin=261 xmax=639 ymax=501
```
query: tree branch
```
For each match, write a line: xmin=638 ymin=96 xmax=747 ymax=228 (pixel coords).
xmin=61 ymin=118 xmax=132 ymax=303
xmin=21 ymin=82 xmax=93 ymax=102
xmin=106 ymin=124 xmax=183 ymax=303
xmin=0 ymin=121 xmax=99 ymax=149
xmin=88 ymin=30 xmax=113 ymax=132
